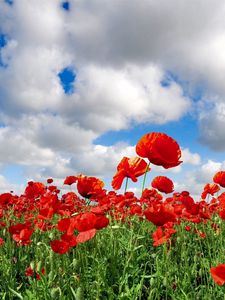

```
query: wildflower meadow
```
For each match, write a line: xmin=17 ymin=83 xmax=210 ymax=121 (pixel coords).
xmin=1 ymin=132 xmax=225 ymax=299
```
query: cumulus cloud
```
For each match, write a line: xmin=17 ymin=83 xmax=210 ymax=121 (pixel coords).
xmin=66 ymin=0 xmax=221 ymax=67
xmin=60 ymin=64 xmax=190 ymax=132
xmin=195 ymin=160 xmax=225 ymax=184
xmin=174 ymin=159 xmax=225 ymax=200
xmin=64 ymin=0 xmax=225 ymax=152
xmin=64 ymin=0 xmax=225 ymax=99
xmin=0 ymin=174 xmax=24 ymax=195
xmin=69 ymin=143 xmax=136 ymax=176
xmin=0 ymin=0 xmax=225 ymax=192
xmin=181 ymin=148 xmax=201 ymax=165
xmin=199 ymin=102 xmax=225 ymax=151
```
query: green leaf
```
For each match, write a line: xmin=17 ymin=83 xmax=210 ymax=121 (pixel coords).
xmin=70 ymin=286 xmax=76 ymax=298
xmin=8 ymin=287 xmax=23 ymax=300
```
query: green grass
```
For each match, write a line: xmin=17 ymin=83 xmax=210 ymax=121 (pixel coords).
xmin=1 ymin=213 xmax=225 ymax=299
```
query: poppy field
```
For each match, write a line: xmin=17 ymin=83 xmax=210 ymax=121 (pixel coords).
xmin=1 ymin=132 xmax=225 ymax=299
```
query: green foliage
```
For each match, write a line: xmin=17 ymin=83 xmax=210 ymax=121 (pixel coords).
xmin=1 ymin=215 xmax=225 ymax=299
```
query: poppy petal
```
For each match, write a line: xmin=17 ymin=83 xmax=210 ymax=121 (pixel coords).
xmin=76 ymin=229 xmax=96 ymax=244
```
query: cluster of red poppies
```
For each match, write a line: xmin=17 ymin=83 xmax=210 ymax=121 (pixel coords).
xmin=0 ymin=132 xmax=225 ymax=285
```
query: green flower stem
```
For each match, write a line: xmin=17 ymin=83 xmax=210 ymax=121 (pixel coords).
xmin=124 ymin=177 xmax=129 ymax=194
xmin=141 ymin=162 xmax=151 ymax=193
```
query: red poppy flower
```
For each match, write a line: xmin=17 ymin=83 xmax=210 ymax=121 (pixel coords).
xmin=213 ymin=171 xmax=225 ymax=188
xmin=63 ymin=176 xmax=77 ymax=185
xmin=152 ymin=227 xmax=169 ymax=246
xmin=136 ymin=132 xmax=182 ymax=169
xmin=25 ymin=265 xmax=45 ymax=280
xmin=73 ymin=212 xmax=97 ymax=232
xmin=61 ymin=233 xmax=77 ymax=247
xmin=112 ymin=156 xmax=150 ymax=190
xmin=129 ymin=204 xmax=142 ymax=215
xmin=35 ymin=220 xmax=54 ymax=231
xmin=219 ymin=209 xmax=225 ymax=220
xmin=152 ymin=226 xmax=176 ymax=247
xmin=24 ymin=182 xmax=46 ymax=199
xmin=25 ymin=266 xmax=34 ymax=277
xmin=38 ymin=207 xmax=54 ymax=220
xmin=218 ymin=192 xmax=225 ymax=208
xmin=0 ymin=237 xmax=4 ymax=246
xmin=12 ymin=228 xmax=33 ymax=246
xmin=76 ymin=175 xmax=104 ymax=199
xmin=9 ymin=222 xmax=33 ymax=245
xmin=151 ymin=176 xmax=174 ymax=194
xmin=141 ymin=188 xmax=163 ymax=202
xmin=210 ymin=264 xmax=225 ymax=285
xmin=185 ymin=225 xmax=192 ymax=231
xmin=201 ymin=183 xmax=220 ymax=199
xmin=47 ymin=178 xmax=53 ymax=184
xmin=94 ymin=215 xmax=109 ymax=229
xmin=144 ymin=203 xmax=177 ymax=226
xmin=180 ymin=191 xmax=199 ymax=215
xmin=0 ymin=193 xmax=12 ymax=206
xmin=57 ymin=217 xmax=76 ymax=235
xmin=48 ymin=185 xmax=58 ymax=192
xmin=90 ymin=206 xmax=106 ymax=214
xmin=9 ymin=223 xmax=29 ymax=235
xmin=50 ymin=239 xmax=70 ymax=254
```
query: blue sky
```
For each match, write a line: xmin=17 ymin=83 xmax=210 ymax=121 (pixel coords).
xmin=0 ymin=0 xmax=225 ymax=198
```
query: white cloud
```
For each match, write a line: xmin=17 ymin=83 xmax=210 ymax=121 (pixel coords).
xmin=70 ymin=143 xmax=136 ymax=176
xmin=1 ymin=0 xmax=64 ymax=45
xmin=0 ymin=45 xmax=70 ymax=115
xmin=199 ymin=103 xmax=225 ymax=150
xmin=63 ymin=0 xmax=225 ymax=147
xmin=0 ymin=0 xmax=225 ymax=193
xmin=181 ymin=148 xmax=201 ymax=165
xmin=65 ymin=0 xmax=221 ymax=67
xmin=0 ymin=175 xmax=24 ymax=195
xmin=174 ymin=159 xmax=225 ymax=201
xmin=195 ymin=160 xmax=225 ymax=184
xmin=61 ymin=64 xmax=190 ymax=132
xmin=0 ymin=126 xmax=55 ymax=166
